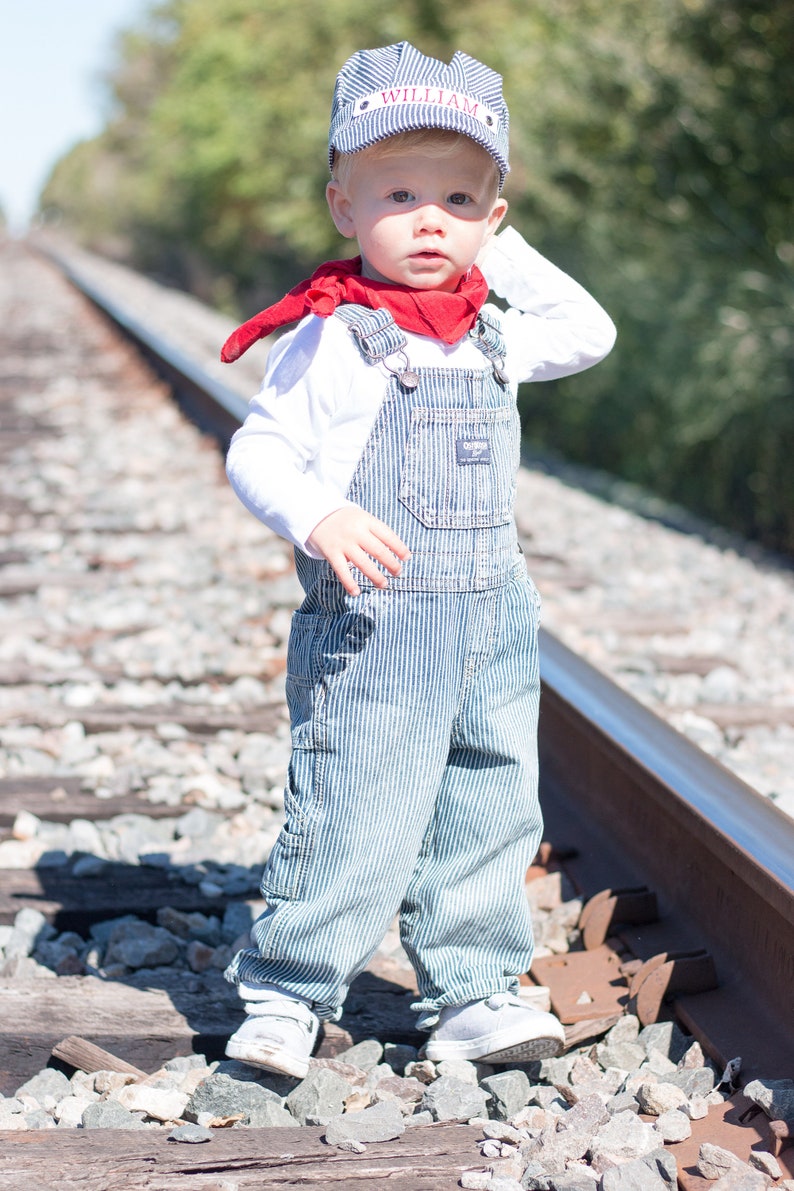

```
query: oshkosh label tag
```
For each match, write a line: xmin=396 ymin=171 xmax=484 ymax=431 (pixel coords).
xmin=456 ymin=437 xmax=491 ymax=465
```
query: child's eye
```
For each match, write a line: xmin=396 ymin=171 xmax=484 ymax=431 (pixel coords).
xmin=389 ymin=190 xmax=414 ymax=203
xmin=448 ymin=193 xmax=472 ymax=206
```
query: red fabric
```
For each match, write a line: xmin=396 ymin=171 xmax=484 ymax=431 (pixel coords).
xmin=220 ymin=257 xmax=489 ymax=362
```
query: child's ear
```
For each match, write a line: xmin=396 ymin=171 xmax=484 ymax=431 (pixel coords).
xmin=486 ymin=196 xmax=509 ymax=240
xmin=326 ymin=181 xmax=357 ymax=239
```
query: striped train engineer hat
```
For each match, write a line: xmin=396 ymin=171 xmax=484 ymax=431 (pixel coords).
xmin=328 ymin=41 xmax=510 ymax=190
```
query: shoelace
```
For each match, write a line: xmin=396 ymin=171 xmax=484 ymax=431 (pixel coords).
xmin=486 ymin=992 xmax=527 ymax=1011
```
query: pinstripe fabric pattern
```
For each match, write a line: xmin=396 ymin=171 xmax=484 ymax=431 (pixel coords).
xmin=226 ymin=307 xmax=542 ymax=1021
xmin=329 ymin=42 xmax=510 ymax=189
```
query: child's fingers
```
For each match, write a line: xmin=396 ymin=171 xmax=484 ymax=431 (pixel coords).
xmin=345 ymin=544 xmax=390 ymax=590
xmin=369 ymin=518 xmax=411 ymax=560
xmin=325 ymin=551 xmax=362 ymax=596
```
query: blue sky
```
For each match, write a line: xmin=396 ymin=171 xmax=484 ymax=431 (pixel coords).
xmin=1 ymin=0 xmax=154 ymax=232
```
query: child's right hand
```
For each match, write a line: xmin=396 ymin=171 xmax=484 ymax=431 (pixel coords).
xmin=306 ymin=507 xmax=411 ymax=596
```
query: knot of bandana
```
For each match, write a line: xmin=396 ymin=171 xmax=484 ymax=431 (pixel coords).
xmin=220 ymin=257 xmax=489 ymax=362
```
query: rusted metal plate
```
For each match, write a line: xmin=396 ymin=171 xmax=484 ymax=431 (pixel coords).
xmin=673 ymin=1093 xmax=793 ymax=1188
xmin=531 ymin=945 xmax=630 ymax=1024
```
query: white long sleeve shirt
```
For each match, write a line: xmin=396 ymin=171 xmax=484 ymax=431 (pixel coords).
xmin=226 ymin=227 xmax=616 ymax=553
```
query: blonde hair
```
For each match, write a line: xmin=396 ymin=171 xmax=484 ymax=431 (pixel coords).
xmin=332 ymin=129 xmax=501 ymax=198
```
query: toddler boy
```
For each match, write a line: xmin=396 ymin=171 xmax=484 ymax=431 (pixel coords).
xmin=220 ymin=41 xmax=615 ymax=1079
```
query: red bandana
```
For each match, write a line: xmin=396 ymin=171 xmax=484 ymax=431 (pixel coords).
xmin=220 ymin=257 xmax=489 ymax=362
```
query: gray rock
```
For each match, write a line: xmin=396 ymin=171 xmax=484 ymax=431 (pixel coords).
xmin=642 ymin=1150 xmax=679 ymax=1189
xmin=214 ymin=1059 xmax=299 ymax=1098
xmin=165 ymin=1055 xmax=211 ymax=1073
xmin=157 ymin=906 xmax=221 ymax=945
xmin=246 ymin=1100 xmax=300 ymax=1127
xmin=530 ymin=1125 xmax=591 ymax=1172
xmin=370 ymin=1074 xmax=425 ymax=1110
xmin=540 ymin=1056 xmax=577 ymax=1086
xmin=13 ymin=908 xmax=56 ymax=949
xmin=481 ymin=1070 xmax=531 ymax=1120
xmin=678 ymin=1040 xmax=706 ymax=1069
xmin=88 ymin=914 xmax=140 ymax=945
xmin=184 ymin=1072 xmax=281 ymax=1124
xmin=436 ymin=1059 xmax=481 ymax=1086
xmin=324 ymin=1099 xmax=405 ymax=1145
xmin=744 ymin=1078 xmax=794 ymax=1124
xmin=748 ymin=1151 xmax=783 ymax=1180
xmin=654 ymin=1108 xmax=692 ymax=1143
xmin=596 ymin=1041 xmax=647 ymax=1071
xmin=82 ymin=1100 xmax=148 ymax=1129
xmin=710 ymin=1171 xmax=768 ymax=1191
xmin=600 ymin=1150 xmax=676 ymax=1191
xmin=285 ymin=1067 xmax=354 ymax=1126
xmin=529 ymin=1085 xmax=570 ymax=1112
xmin=483 ymin=1121 xmax=524 ymax=1144
xmin=641 ymin=1049 xmax=678 ymax=1078
xmin=365 ymin=1063 xmax=397 ymax=1088
xmin=635 ymin=1081 xmax=688 ymax=1116
xmin=168 ymin=1123 xmax=213 ymax=1143
xmin=222 ymin=902 xmax=255 ymax=943
xmin=460 ymin=1173 xmax=493 ymax=1191
xmin=522 ymin=1172 xmax=595 ymax=1191
xmin=104 ymin=920 xmax=180 ymax=969
xmin=588 ymin=1111 xmax=660 ymax=1173
xmin=404 ymin=1109 xmax=434 ymax=1127
xmin=606 ymin=1092 xmax=640 ymax=1115
xmin=383 ymin=1043 xmax=418 ymax=1074
xmin=637 ymin=1022 xmax=691 ymax=1064
xmin=697 ymin=1142 xmax=746 ymax=1180
xmin=23 ymin=1110 xmax=57 ymax=1130
xmin=336 ymin=1039 xmax=383 ymax=1071
xmin=606 ymin=1016 xmax=641 ymax=1045
xmin=421 ymin=1075 xmax=490 ymax=1122
xmin=15 ymin=1069 xmax=72 ymax=1110
xmin=569 ymin=1056 xmax=603 ymax=1085
xmin=557 ymin=1092 xmax=609 ymax=1135
xmin=666 ymin=1065 xmax=715 ymax=1098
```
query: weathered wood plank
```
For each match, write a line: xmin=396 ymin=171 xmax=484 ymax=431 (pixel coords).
xmin=0 ymin=1123 xmax=486 ymax=1190
xmin=0 ymin=777 xmax=187 ymax=826
xmin=0 ymin=967 xmax=423 ymax=1096
xmin=51 ymin=1036 xmax=148 ymax=1079
xmin=0 ymin=704 xmax=284 ymax=734
xmin=0 ymin=971 xmax=240 ymax=1094
xmin=0 ymin=864 xmax=252 ymax=929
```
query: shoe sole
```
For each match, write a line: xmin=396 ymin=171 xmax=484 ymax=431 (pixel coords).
xmin=424 ymin=1025 xmax=566 ymax=1064
xmin=225 ymin=1039 xmax=309 ymax=1080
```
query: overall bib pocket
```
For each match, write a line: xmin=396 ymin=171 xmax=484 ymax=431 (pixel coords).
xmin=399 ymin=406 xmax=519 ymax=529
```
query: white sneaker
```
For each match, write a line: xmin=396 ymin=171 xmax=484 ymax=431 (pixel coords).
xmin=423 ymin=993 xmax=566 ymax=1063
xmin=225 ymin=984 xmax=320 ymax=1079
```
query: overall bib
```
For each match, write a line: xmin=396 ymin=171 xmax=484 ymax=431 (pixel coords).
xmin=227 ymin=306 xmax=543 ymax=1022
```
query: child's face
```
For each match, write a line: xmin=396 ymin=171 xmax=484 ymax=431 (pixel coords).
xmin=326 ymin=138 xmax=508 ymax=292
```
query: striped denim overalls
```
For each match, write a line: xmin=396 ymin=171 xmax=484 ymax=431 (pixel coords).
xmin=226 ymin=305 xmax=543 ymax=1022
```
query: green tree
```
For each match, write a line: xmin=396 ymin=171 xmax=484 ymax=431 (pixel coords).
xmin=39 ymin=0 xmax=794 ymax=551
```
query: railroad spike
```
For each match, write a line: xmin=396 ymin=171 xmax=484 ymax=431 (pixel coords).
xmin=627 ymin=949 xmax=718 ymax=1025
xmin=578 ymin=886 xmax=659 ymax=950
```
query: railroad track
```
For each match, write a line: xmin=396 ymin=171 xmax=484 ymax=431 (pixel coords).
xmin=0 ymin=238 xmax=791 ymax=1189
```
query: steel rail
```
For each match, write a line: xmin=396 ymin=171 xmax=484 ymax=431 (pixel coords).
xmin=51 ymin=245 xmax=794 ymax=1082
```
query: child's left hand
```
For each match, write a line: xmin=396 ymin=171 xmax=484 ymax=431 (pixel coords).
xmin=306 ymin=506 xmax=411 ymax=596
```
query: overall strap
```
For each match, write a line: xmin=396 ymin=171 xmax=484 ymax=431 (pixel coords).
xmin=335 ymin=304 xmax=420 ymax=390
xmin=334 ymin=304 xmax=408 ymax=362
xmin=469 ymin=310 xmax=510 ymax=385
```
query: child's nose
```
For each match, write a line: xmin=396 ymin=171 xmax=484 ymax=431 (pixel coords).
xmin=415 ymin=204 xmax=446 ymax=234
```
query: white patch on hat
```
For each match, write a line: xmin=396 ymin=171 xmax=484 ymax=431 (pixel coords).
xmin=352 ymin=87 xmax=501 ymax=133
